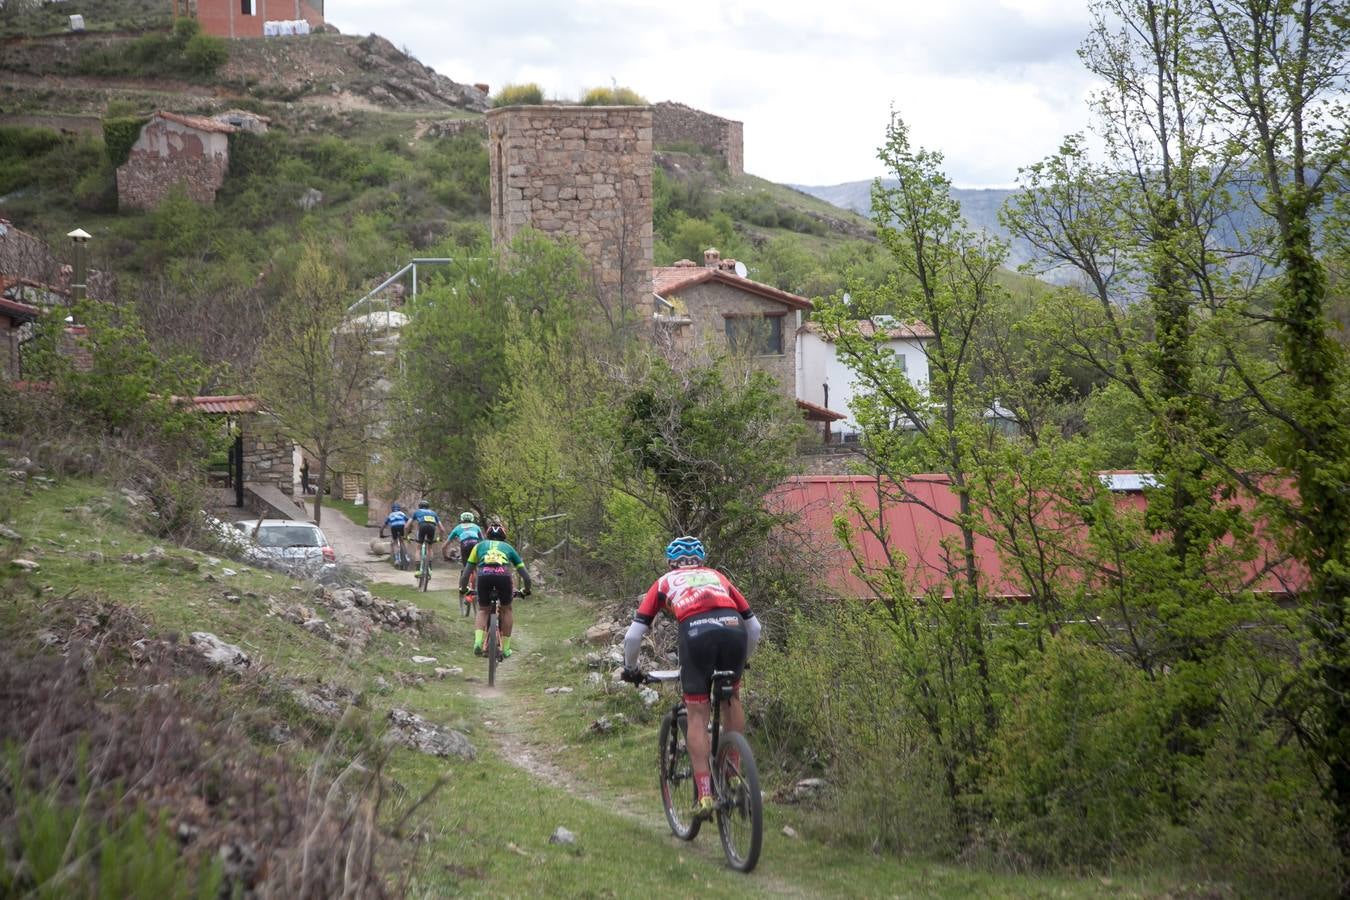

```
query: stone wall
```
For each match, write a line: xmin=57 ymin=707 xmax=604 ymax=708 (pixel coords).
xmin=487 ymin=105 xmax=653 ymax=313
xmin=665 ymin=279 xmax=798 ymax=402
xmin=794 ymin=446 xmax=864 ymax=476
xmin=116 ymin=118 xmax=231 ymax=210
xmin=241 ymin=415 xmax=294 ymax=495
xmin=652 ymin=102 xmax=744 ymax=176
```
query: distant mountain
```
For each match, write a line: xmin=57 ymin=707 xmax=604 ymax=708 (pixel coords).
xmin=792 ymin=180 xmax=1043 ymax=272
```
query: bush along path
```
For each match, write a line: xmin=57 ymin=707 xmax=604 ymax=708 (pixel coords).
xmin=0 ymin=475 xmax=1198 ymax=897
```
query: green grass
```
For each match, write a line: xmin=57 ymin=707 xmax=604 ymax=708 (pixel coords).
xmin=0 ymin=476 xmax=1203 ymax=897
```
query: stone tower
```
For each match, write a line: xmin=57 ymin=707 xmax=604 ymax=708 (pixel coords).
xmin=487 ymin=105 xmax=654 ymax=315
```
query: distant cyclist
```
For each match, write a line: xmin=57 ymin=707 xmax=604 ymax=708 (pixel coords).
xmin=409 ymin=501 xmax=445 ymax=571
xmin=447 ymin=511 xmax=483 ymax=579
xmin=383 ymin=502 xmax=410 ymax=568
xmin=621 ymin=536 xmax=762 ymax=821
xmin=459 ymin=523 xmax=532 ymax=658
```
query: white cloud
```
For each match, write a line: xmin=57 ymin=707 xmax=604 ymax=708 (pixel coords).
xmin=328 ymin=0 xmax=1101 ymax=188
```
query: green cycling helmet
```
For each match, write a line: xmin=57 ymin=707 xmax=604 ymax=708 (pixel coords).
xmin=460 ymin=511 xmax=476 ymax=523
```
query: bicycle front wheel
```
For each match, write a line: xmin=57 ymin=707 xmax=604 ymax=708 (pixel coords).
xmin=715 ymin=731 xmax=762 ymax=873
xmin=658 ymin=710 xmax=700 ymax=840
xmin=486 ymin=611 xmax=499 ymax=687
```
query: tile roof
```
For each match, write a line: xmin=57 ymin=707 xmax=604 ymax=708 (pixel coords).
xmin=0 ymin=296 xmax=41 ymax=321
xmin=153 ymin=111 xmax=238 ymax=134
xmin=190 ymin=395 xmax=259 ymax=414
xmin=796 ymin=398 xmax=847 ymax=421
xmin=800 ymin=319 xmax=934 ymax=340
xmin=653 ymin=266 xmax=813 ymax=311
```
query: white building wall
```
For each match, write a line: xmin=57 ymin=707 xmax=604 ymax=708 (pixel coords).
xmin=796 ymin=330 xmax=930 ymax=436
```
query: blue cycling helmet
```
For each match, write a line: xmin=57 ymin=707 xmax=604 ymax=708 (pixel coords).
xmin=665 ymin=536 xmax=706 ymax=565
xmin=391 ymin=502 xmax=401 ymax=511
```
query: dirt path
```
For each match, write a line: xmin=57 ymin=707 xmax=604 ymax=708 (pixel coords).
xmin=467 ymin=655 xmax=807 ymax=896
xmin=303 ymin=500 xmax=452 ymax=587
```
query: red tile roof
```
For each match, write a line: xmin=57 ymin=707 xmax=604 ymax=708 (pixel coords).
xmin=796 ymin=398 xmax=847 ymax=421
xmin=153 ymin=111 xmax=238 ymax=134
xmin=800 ymin=319 xmax=934 ymax=340
xmin=653 ymin=266 xmax=813 ymax=311
xmin=773 ymin=473 xmax=1305 ymax=600
xmin=190 ymin=395 xmax=259 ymax=414
xmin=0 ymin=296 xmax=40 ymax=321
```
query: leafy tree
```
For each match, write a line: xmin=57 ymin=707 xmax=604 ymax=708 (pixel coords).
xmin=253 ymin=243 xmax=383 ymax=525
xmin=617 ymin=356 xmax=802 ymax=582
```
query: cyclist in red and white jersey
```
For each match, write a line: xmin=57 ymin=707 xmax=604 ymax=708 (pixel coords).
xmin=621 ymin=535 xmax=762 ymax=820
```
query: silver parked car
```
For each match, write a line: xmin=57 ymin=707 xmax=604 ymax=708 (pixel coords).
xmin=236 ymin=519 xmax=337 ymax=579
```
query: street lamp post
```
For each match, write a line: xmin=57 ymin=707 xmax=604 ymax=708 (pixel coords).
xmin=66 ymin=228 xmax=91 ymax=302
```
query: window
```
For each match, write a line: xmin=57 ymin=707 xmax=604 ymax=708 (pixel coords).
xmin=241 ymin=0 xmax=255 ymax=15
xmin=724 ymin=314 xmax=784 ymax=355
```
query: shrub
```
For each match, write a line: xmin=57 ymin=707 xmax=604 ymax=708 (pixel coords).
xmin=581 ymin=85 xmax=647 ymax=105
xmin=492 ymin=82 xmax=544 ymax=107
xmin=102 ymin=116 xmax=147 ymax=167
xmin=182 ymin=32 xmax=228 ymax=77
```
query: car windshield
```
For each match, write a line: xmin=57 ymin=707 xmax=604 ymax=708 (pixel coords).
xmin=255 ymin=525 xmax=322 ymax=548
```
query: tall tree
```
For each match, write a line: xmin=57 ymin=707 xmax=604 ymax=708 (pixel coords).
xmin=253 ymin=242 xmax=383 ymax=526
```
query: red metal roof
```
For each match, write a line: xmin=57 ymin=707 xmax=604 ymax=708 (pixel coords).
xmin=653 ymin=266 xmax=813 ymax=311
xmin=774 ymin=473 xmax=1305 ymax=600
xmin=190 ymin=395 xmax=259 ymax=414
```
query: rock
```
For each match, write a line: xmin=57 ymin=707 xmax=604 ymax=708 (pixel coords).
xmin=223 ymin=593 xmax=242 ymax=604
xmin=433 ymin=666 xmax=463 ymax=679
xmin=638 ymin=686 xmax=659 ymax=707
xmin=793 ymin=778 xmax=828 ymax=801
xmin=217 ymin=842 xmax=260 ymax=888
xmin=589 ymin=715 xmax=620 ymax=734
xmin=292 ymin=688 xmax=341 ymax=717
xmin=201 ymin=573 xmax=217 ymax=583
xmin=410 ymin=655 xmax=437 ymax=664
xmin=220 ymin=567 xmax=238 ymax=577
xmin=146 ymin=546 xmax=167 ymax=561
xmin=12 ymin=558 xmax=39 ymax=572
xmin=583 ymin=624 xmax=611 ymax=645
xmin=782 ymin=825 xmax=800 ymax=839
xmin=545 ymin=686 xmax=574 ymax=695
xmin=302 ymin=618 xmax=333 ymax=641
xmin=85 ymin=551 xmax=104 ymax=565
xmin=585 ymin=672 xmax=603 ymax=685
xmin=548 ymin=826 xmax=576 ymax=846
xmin=189 ymin=632 xmax=251 ymax=672
xmin=297 ymin=187 xmax=324 ymax=210
xmin=386 ymin=708 xmax=475 ymax=759
xmin=0 ymin=524 xmax=21 ymax=541
xmin=372 ymin=675 xmax=392 ymax=692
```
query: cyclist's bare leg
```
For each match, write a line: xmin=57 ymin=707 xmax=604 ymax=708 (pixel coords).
xmin=685 ymin=699 xmax=713 ymax=799
xmin=722 ymin=695 xmax=745 ymax=735
xmin=500 ymin=605 xmax=513 ymax=637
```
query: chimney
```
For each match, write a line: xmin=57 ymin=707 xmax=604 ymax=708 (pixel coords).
xmin=703 ymin=247 xmax=720 ymax=268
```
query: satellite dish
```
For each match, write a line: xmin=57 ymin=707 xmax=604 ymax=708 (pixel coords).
xmin=733 ymin=260 xmax=748 ymax=278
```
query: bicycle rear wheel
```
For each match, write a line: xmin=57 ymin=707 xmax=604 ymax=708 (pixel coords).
xmin=486 ymin=611 xmax=499 ymax=687
xmin=658 ymin=710 xmax=700 ymax=840
xmin=715 ymin=731 xmax=762 ymax=873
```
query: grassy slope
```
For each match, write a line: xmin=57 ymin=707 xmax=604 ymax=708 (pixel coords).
xmin=2 ymin=476 xmax=1197 ymax=897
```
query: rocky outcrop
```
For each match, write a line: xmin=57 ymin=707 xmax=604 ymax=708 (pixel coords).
xmin=346 ymin=36 xmax=489 ymax=112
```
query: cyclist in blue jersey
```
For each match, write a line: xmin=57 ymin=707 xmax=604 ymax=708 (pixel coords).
xmin=383 ymin=503 xmax=411 ymax=568
xmin=448 ymin=511 xmax=483 ymax=574
xmin=410 ymin=501 xmax=445 ymax=575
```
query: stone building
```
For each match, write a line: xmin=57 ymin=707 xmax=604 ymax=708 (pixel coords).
xmin=652 ymin=249 xmax=811 ymax=403
xmin=652 ymin=101 xmax=744 ymax=176
xmin=195 ymin=0 xmax=325 ymax=39
xmin=487 ymin=105 xmax=654 ymax=313
xmin=116 ymin=112 xmax=237 ymax=211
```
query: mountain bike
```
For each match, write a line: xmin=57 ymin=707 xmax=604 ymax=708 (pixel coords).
xmin=415 ymin=538 xmax=434 ymax=591
xmin=639 ymin=669 xmax=763 ymax=873
xmin=390 ymin=533 xmax=410 ymax=570
xmin=475 ymin=587 xmax=523 ymax=687
xmin=461 ymin=567 xmax=477 ymax=617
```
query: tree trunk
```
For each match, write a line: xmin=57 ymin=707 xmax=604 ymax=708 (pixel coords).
xmin=314 ymin=454 xmax=327 ymax=526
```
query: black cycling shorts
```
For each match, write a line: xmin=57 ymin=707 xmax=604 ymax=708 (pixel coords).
xmin=389 ymin=524 xmax=405 ymax=539
xmin=460 ymin=537 xmax=479 ymax=567
xmin=677 ymin=609 xmax=748 ymax=702
xmin=476 ymin=572 xmax=514 ymax=609
xmin=417 ymin=523 xmax=437 ymax=544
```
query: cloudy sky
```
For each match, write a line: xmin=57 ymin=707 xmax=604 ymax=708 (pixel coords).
xmin=328 ymin=0 xmax=1102 ymax=189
